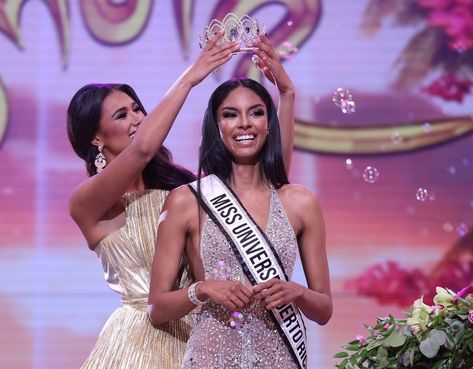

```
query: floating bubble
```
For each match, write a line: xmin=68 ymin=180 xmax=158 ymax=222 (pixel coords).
xmin=407 ymin=206 xmax=416 ymax=215
xmin=212 ymin=260 xmax=231 ymax=281
xmin=446 ymin=166 xmax=456 ymax=175
xmin=287 ymin=20 xmax=293 ymax=26
xmin=428 ymin=192 xmax=436 ymax=202
xmin=362 ymin=166 xmax=379 ymax=184
xmin=332 ymin=88 xmax=356 ymax=114
xmin=416 ymin=188 xmax=429 ymax=202
xmin=452 ymin=40 xmax=466 ymax=53
xmin=228 ymin=311 xmax=245 ymax=329
xmin=462 ymin=158 xmax=469 ymax=166
xmin=251 ymin=54 xmax=259 ymax=64
xmin=278 ymin=41 xmax=299 ymax=60
xmin=442 ymin=222 xmax=453 ymax=232
xmin=423 ymin=122 xmax=431 ymax=133
xmin=456 ymin=223 xmax=469 ymax=237
xmin=1 ymin=186 xmax=13 ymax=195
xmin=391 ymin=131 xmax=403 ymax=145
xmin=345 ymin=158 xmax=353 ymax=170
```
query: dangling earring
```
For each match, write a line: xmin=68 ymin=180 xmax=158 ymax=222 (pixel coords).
xmin=94 ymin=145 xmax=106 ymax=173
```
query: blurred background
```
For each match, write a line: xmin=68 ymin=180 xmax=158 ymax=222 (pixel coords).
xmin=0 ymin=1 xmax=472 ymax=368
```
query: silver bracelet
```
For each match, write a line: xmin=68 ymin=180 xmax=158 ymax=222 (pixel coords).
xmin=188 ymin=281 xmax=207 ymax=305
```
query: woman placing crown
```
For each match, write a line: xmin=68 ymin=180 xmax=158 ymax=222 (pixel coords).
xmin=148 ymin=35 xmax=333 ymax=369
xmin=66 ymin=32 xmax=239 ymax=369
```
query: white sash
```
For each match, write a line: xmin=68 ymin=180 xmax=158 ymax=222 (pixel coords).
xmin=188 ymin=175 xmax=307 ymax=369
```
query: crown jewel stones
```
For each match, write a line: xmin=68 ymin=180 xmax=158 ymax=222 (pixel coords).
xmin=199 ymin=13 xmax=264 ymax=52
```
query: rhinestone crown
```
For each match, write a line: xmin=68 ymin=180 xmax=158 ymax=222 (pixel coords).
xmin=199 ymin=13 xmax=264 ymax=52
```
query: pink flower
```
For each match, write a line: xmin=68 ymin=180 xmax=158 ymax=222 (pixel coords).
xmin=457 ymin=284 xmax=473 ymax=299
xmin=422 ymin=74 xmax=472 ymax=102
xmin=418 ymin=0 xmax=473 ymax=51
xmin=345 ymin=261 xmax=428 ymax=306
xmin=355 ymin=335 xmax=367 ymax=345
xmin=418 ymin=0 xmax=452 ymax=9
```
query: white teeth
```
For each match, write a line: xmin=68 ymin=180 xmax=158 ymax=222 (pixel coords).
xmin=235 ymin=134 xmax=254 ymax=141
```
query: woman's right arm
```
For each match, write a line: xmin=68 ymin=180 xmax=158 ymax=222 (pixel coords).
xmin=252 ymin=34 xmax=295 ymax=174
xmin=69 ymin=33 xmax=239 ymax=237
xmin=148 ymin=187 xmax=253 ymax=324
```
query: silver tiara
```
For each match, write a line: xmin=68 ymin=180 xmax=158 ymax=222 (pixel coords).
xmin=198 ymin=13 xmax=264 ymax=53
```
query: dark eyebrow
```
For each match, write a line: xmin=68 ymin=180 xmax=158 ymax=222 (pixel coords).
xmin=220 ymin=103 xmax=264 ymax=111
xmin=111 ymin=101 xmax=138 ymax=119
xmin=111 ymin=107 xmax=126 ymax=119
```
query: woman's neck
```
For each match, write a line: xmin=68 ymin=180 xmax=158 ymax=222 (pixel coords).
xmin=229 ymin=162 xmax=267 ymax=193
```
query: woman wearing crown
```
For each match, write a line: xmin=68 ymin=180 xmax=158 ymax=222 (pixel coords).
xmin=67 ymin=17 xmax=299 ymax=369
xmin=148 ymin=34 xmax=333 ymax=369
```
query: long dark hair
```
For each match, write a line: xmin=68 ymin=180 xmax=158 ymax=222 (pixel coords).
xmin=67 ymin=83 xmax=195 ymax=190
xmin=198 ymin=78 xmax=288 ymax=188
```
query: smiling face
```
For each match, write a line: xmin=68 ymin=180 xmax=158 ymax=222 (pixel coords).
xmin=216 ymin=86 xmax=269 ymax=165
xmin=93 ymin=90 xmax=144 ymax=161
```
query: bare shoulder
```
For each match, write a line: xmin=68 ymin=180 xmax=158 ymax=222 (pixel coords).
xmin=162 ymin=184 xmax=200 ymax=223
xmin=277 ymin=184 xmax=323 ymax=235
xmin=278 ymin=183 xmax=321 ymax=212
xmin=158 ymin=184 xmax=202 ymax=241
xmin=164 ymin=184 xmax=195 ymax=209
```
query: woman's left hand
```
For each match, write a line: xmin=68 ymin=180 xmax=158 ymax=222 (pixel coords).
xmin=253 ymin=278 xmax=303 ymax=310
xmin=252 ymin=34 xmax=295 ymax=95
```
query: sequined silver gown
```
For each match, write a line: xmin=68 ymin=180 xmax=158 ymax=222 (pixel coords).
xmin=182 ymin=187 xmax=300 ymax=369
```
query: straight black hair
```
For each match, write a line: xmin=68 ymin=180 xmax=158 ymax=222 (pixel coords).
xmin=198 ymin=78 xmax=288 ymax=188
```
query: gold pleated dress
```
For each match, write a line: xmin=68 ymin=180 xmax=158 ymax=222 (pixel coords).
xmin=80 ymin=190 xmax=193 ymax=369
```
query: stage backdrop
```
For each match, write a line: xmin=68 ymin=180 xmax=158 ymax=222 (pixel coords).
xmin=0 ymin=1 xmax=471 ymax=368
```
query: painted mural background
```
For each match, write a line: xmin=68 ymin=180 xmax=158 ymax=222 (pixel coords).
xmin=0 ymin=1 xmax=471 ymax=368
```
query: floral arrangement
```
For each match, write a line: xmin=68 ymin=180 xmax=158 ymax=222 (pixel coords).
xmin=360 ymin=0 xmax=473 ymax=102
xmin=334 ymin=284 xmax=473 ymax=368
xmin=346 ymin=230 xmax=473 ymax=307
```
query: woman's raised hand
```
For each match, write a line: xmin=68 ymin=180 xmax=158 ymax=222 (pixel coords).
xmin=185 ymin=31 xmax=240 ymax=87
xmin=197 ymin=279 xmax=253 ymax=311
xmin=252 ymin=34 xmax=295 ymax=95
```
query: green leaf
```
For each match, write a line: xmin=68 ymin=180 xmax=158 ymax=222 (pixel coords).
xmin=444 ymin=333 xmax=455 ymax=350
xmin=334 ymin=352 xmax=349 ymax=358
xmin=383 ymin=329 xmax=406 ymax=348
xmin=356 ymin=349 xmax=369 ymax=365
xmin=419 ymin=329 xmax=447 ymax=358
xmin=337 ymin=357 xmax=348 ymax=369
xmin=376 ymin=346 xmax=388 ymax=368
xmin=431 ymin=359 xmax=447 ymax=369
xmin=344 ymin=343 xmax=361 ymax=351
xmin=366 ymin=339 xmax=383 ymax=351
xmin=430 ymin=329 xmax=448 ymax=346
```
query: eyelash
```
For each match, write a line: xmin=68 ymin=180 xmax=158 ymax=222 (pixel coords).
xmin=222 ymin=112 xmax=237 ymax=118
xmin=251 ymin=109 xmax=264 ymax=116
xmin=222 ymin=109 xmax=265 ymax=119
xmin=117 ymin=106 xmax=141 ymax=119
